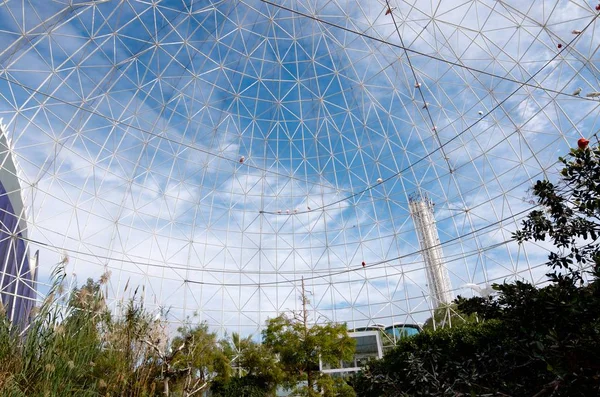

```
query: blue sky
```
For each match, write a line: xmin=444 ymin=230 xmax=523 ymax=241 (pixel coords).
xmin=0 ymin=0 xmax=599 ymax=336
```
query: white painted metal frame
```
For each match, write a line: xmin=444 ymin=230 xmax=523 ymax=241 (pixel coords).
xmin=409 ymin=193 xmax=453 ymax=308
xmin=0 ymin=0 xmax=597 ymax=335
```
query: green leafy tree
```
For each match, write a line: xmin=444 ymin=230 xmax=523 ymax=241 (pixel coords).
xmin=353 ymin=142 xmax=600 ymax=396
xmin=169 ymin=322 xmax=230 ymax=396
xmin=262 ymin=281 xmax=356 ymax=397
xmin=513 ymin=144 xmax=600 ymax=283
xmin=214 ymin=332 xmax=283 ymax=396
xmin=210 ymin=376 xmax=269 ymax=397
xmin=317 ymin=374 xmax=357 ymax=397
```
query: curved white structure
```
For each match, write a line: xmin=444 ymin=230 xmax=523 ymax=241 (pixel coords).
xmin=0 ymin=120 xmax=36 ymax=326
xmin=0 ymin=0 xmax=596 ymax=335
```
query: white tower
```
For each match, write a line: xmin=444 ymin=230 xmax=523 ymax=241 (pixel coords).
xmin=409 ymin=193 xmax=453 ymax=309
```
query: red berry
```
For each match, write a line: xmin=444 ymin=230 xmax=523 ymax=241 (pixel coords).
xmin=596 ymin=4 xmax=600 ymax=11
xmin=557 ymin=43 xmax=562 ymax=49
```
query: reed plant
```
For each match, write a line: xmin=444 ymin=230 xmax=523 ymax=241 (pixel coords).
xmin=0 ymin=266 xmax=168 ymax=396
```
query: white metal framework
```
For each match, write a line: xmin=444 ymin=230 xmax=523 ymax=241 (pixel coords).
xmin=0 ymin=0 xmax=598 ymax=335
xmin=0 ymin=120 xmax=36 ymax=326
xmin=409 ymin=194 xmax=453 ymax=309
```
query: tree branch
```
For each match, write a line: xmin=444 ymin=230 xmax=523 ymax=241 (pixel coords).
xmin=531 ymin=380 xmax=560 ymax=397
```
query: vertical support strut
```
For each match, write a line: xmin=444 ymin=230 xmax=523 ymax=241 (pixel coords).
xmin=409 ymin=193 xmax=452 ymax=309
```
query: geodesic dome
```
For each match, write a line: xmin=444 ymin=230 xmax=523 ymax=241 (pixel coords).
xmin=1 ymin=0 xmax=599 ymax=335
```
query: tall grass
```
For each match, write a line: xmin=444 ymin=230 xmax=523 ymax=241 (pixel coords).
xmin=0 ymin=266 xmax=165 ymax=396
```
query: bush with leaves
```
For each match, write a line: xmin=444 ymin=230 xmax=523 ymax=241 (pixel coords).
xmin=421 ymin=303 xmax=478 ymax=331
xmin=211 ymin=375 xmax=273 ymax=397
xmin=353 ymin=142 xmax=600 ymax=396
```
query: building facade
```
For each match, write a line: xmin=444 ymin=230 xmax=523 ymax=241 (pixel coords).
xmin=320 ymin=330 xmax=383 ymax=375
xmin=0 ymin=120 xmax=36 ymax=327
xmin=320 ymin=323 xmax=421 ymax=376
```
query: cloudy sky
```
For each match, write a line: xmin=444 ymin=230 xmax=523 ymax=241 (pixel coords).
xmin=0 ymin=0 xmax=599 ymax=336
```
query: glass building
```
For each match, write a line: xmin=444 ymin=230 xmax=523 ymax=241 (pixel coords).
xmin=320 ymin=330 xmax=383 ymax=375
xmin=384 ymin=324 xmax=421 ymax=339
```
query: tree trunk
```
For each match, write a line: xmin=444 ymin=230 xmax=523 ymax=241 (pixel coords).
xmin=302 ymin=277 xmax=314 ymax=396
xmin=163 ymin=376 xmax=170 ymax=396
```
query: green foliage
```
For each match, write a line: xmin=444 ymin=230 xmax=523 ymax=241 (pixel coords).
xmin=353 ymin=143 xmax=600 ymax=396
xmin=217 ymin=332 xmax=283 ymax=396
xmin=1 ymin=271 xmax=361 ymax=396
xmin=262 ymin=287 xmax=356 ymax=396
xmin=0 ymin=269 xmax=229 ymax=396
xmin=513 ymin=145 xmax=600 ymax=282
xmin=211 ymin=375 xmax=274 ymax=397
xmin=353 ymin=320 xmax=514 ymax=396
xmin=317 ymin=375 xmax=357 ymax=397
xmin=421 ymin=303 xmax=478 ymax=331
xmin=168 ymin=322 xmax=230 ymax=395
xmin=263 ymin=314 xmax=355 ymax=375
xmin=0 ymin=268 xmax=116 ymax=396
xmin=94 ymin=293 xmax=162 ymax=396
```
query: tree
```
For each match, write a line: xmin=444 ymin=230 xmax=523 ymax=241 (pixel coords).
xmin=214 ymin=332 xmax=283 ymax=396
xmin=262 ymin=279 xmax=356 ymax=397
xmin=353 ymin=142 xmax=600 ymax=396
xmin=513 ymin=144 xmax=600 ymax=283
xmin=168 ymin=322 xmax=230 ymax=396
xmin=318 ymin=374 xmax=357 ymax=397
